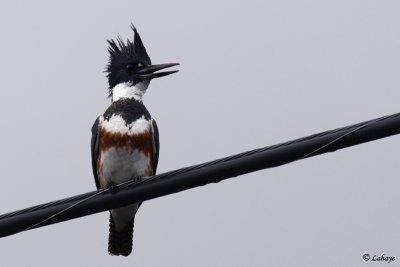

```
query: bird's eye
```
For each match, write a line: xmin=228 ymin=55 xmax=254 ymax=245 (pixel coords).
xmin=137 ymin=63 xmax=142 ymax=68
xmin=126 ymin=64 xmax=134 ymax=71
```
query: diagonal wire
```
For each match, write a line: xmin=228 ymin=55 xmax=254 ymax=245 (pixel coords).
xmin=0 ymin=111 xmax=399 ymax=237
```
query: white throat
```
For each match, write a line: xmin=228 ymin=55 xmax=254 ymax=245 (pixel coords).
xmin=112 ymin=81 xmax=150 ymax=102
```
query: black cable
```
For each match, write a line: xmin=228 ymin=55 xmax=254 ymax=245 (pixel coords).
xmin=0 ymin=112 xmax=399 ymax=238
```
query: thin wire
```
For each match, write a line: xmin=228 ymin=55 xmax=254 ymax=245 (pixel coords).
xmin=300 ymin=120 xmax=372 ymax=159
xmin=141 ymin=113 xmax=397 ymax=185
xmin=21 ymin=179 xmax=142 ymax=231
xmin=23 ymin=188 xmax=110 ymax=232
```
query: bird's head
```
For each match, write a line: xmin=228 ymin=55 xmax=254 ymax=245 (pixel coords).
xmin=106 ymin=24 xmax=179 ymax=99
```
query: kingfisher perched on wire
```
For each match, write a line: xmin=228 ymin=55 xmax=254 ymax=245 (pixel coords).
xmin=90 ymin=24 xmax=179 ymax=256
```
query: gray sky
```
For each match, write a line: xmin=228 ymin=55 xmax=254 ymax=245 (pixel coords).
xmin=0 ymin=0 xmax=399 ymax=266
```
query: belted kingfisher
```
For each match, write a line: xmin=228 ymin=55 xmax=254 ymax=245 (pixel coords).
xmin=90 ymin=24 xmax=179 ymax=256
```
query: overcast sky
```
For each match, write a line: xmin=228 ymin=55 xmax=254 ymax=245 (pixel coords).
xmin=0 ymin=1 xmax=399 ymax=266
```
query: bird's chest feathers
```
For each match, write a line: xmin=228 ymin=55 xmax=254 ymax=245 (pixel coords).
xmin=97 ymin=114 xmax=154 ymax=186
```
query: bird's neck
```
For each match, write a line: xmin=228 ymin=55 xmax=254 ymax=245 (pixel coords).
xmin=111 ymin=81 xmax=150 ymax=102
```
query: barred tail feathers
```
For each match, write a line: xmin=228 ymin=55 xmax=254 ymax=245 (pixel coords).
xmin=108 ymin=213 xmax=134 ymax=256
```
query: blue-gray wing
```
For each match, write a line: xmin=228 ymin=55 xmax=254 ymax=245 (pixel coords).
xmin=91 ymin=117 xmax=101 ymax=189
xmin=151 ymin=118 xmax=160 ymax=174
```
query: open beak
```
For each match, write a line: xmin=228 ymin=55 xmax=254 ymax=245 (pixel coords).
xmin=136 ymin=63 xmax=179 ymax=79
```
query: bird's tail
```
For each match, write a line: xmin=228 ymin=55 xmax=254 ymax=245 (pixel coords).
xmin=108 ymin=214 xmax=134 ymax=256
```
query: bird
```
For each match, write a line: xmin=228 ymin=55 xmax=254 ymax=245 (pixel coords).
xmin=90 ymin=24 xmax=179 ymax=256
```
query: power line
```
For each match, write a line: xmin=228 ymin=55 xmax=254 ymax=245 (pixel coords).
xmin=0 ymin=112 xmax=399 ymax=238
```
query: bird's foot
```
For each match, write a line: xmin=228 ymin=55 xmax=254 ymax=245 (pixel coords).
xmin=132 ymin=176 xmax=142 ymax=185
xmin=107 ymin=182 xmax=118 ymax=194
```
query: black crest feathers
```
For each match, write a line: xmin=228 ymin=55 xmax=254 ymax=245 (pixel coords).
xmin=106 ymin=24 xmax=151 ymax=91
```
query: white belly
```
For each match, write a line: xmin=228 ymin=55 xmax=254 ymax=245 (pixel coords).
xmin=99 ymin=147 xmax=150 ymax=231
xmin=99 ymin=147 xmax=150 ymax=187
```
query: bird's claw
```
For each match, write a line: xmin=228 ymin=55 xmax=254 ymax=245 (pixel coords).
xmin=108 ymin=182 xmax=117 ymax=194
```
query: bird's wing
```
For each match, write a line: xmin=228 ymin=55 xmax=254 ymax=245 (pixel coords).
xmin=91 ymin=116 xmax=101 ymax=189
xmin=151 ymin=118 xmax=160 ymax=174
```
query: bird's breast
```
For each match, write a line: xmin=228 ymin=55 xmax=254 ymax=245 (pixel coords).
xmin=97 ymin=114 xmax=155 ymax=188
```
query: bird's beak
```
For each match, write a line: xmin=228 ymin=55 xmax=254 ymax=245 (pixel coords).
xmin=136 ymin=63 xmax=179 ymax=79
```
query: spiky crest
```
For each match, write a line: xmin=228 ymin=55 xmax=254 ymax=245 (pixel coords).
xmin=105 ymin=24 xmax=151 ymax=93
